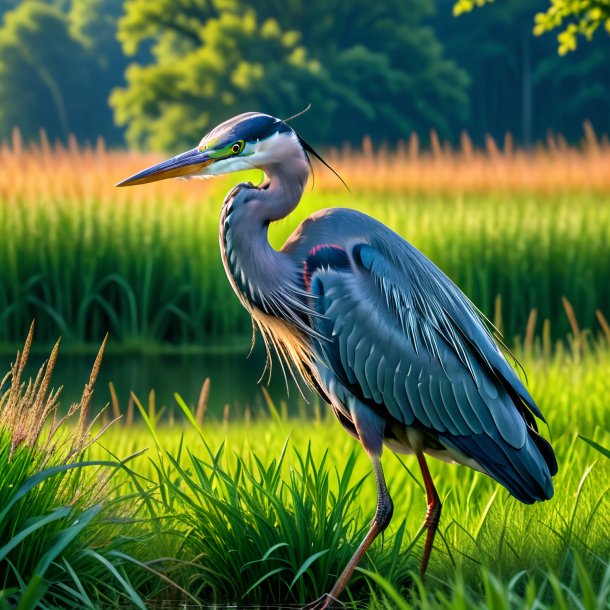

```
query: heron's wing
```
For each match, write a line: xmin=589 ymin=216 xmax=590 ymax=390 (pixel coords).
xmin=306 ymin=237 xmax=556 ymax=501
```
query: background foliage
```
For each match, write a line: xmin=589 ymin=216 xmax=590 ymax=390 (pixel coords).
xmin=112 ymin=0 xmax=469 ymax=149
xmin=0 ymin=0 xmax=608 ymax=149
xmin=456 ymin=0 xmax=610 ymax=54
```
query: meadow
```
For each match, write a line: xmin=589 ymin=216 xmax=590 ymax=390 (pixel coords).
xmin=0 ymin=130 xmax=609 ymax=609
xmin=0 ymin=328 xmax=609 ymax=609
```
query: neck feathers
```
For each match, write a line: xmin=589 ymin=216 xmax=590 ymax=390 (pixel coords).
xmin=217 ymin=129 xmax=320 ymax=391
xmin=256 ymin=131 xmax=309 ymax=222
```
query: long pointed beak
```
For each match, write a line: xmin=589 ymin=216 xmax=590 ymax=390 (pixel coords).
xmin=116 ymin=148 xmax=213 ymax=187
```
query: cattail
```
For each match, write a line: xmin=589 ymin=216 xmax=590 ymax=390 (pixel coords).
xmin=595 ymin=309 xmax=610 ymax=344
xmin=542 ymin=319 xmax=552 ymax=357
xmin=430 ymin=130 xmax=441 ymax=159
xmin=244 ymin=404 xmax=251 ymax=427
xmin=109 ymin=382 xmax=121 ymax=421
xmin=562 ymin=297 xmax=581 ymax=344
xmin=28 ymin=339 xmax=61 ymax=445
xmin=0 ymin=326 xmax=113 ymax=464
xmin=196 ymin=378 xmax=210 ymax=427
xmin=460 ymin=131 xmax=474 ymax=160
xmin=524 ymin=309 xmax=538 ymax=353
xmin=148 ymin=389 xmax=156 ymax=424
xmin=74 ymin=334 xmax=107 ymax=452
xmin=126 ymin=394 xmax=134 ymax=428
xmin=493 ymin=295 xmax=503 ymax=337
xmin=583 ymin=120 xmax=598 ymax=154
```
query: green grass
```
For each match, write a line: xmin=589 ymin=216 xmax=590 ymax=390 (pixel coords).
xmin=2 ymin=138 xmax=609 ymax=608
xmin=0 ymin=331 xmax=156 ymax=609
xmin=1 ymin=183 xmax=609 ymax=348
xmin=2 ymin=334 xmax=609 ymax=608
xmin=93 ymin=343 xmax=610 ymax=607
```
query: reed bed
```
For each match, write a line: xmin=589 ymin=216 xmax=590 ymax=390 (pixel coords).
xmin=322 ymin=124 xmax=610 ymax=196
xmin=0 ymin=128 xmax=609 ymax=348
xmin=3 ymin=124 xmax=610 ymax=198
xmin=2 ymin=128 xmax=609 ymax=607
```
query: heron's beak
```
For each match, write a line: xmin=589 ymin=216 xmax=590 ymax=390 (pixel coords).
xmin=116 ymin=147 xmax=213 ymax=187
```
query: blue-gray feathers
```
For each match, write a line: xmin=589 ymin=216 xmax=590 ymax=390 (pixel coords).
xmin=204 ymin=112 xmax=290 ymax=148
xmin=291 ymin=208 xmax=557 ymax=504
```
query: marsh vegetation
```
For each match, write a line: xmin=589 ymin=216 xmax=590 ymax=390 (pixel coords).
xmin=0 ymin=131 xmax=609 ymax=349
xmin=0 ymin=134 xmax=609 ymax=608
xmin=0 ymin=325 xmax=609 ymax=608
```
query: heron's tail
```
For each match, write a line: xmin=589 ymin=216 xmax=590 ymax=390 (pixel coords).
xmin=441 ymin=428 xmax=557 ymax=504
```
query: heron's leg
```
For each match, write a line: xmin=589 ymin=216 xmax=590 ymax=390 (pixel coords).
xmin=303 ymin=401 xmax=391 ymax=610
xmin=325 ymin=454 xmax=394 ymax=603
xmin=416 ymin=452 xmax=442 ymax=576
xmin=302 ymin=454 xmax=393 ymax=610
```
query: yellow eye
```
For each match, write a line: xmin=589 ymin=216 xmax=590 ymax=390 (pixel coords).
xmin=231 ymin=141 xmax=244 ymax=154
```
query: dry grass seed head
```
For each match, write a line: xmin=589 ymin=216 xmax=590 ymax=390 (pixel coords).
xmin=0 ymin=325 xmax=111 ymax=464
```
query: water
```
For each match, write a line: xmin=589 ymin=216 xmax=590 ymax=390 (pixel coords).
xmin=0 ymin=343 xmax=315 ymax=421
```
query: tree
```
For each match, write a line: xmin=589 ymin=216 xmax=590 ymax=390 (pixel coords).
xmin=534 ymin=0 xmax=610 ymax=54
xmin=111 ymin=0 xmax=469 ymax=150
xmin=454 ymin=0 xmax=610 ymax=54
xmin=251 ymin=0 xmax=470 ymax=143
xmin=437 ymin=0 xmax=610 ymax=144
xmin=68 ymin=0 xmax=129 ymax=144
xmin=0 ymin=0 xmax=126 ymax=145
xmin=112 ymin=7 xmax=324 ymax=150
xmin=0 ymin=2 xmax=94 ymax=142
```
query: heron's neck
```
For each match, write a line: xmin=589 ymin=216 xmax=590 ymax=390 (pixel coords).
xmin=257 ymin=157 xmax=309 ymax=222
xmin=219 ymin=156 xmax=309 ymax=313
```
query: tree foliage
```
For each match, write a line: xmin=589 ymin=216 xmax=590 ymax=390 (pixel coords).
xmin=455 ymin=0 xmax=610 ymax=54
xmin=111 ymin=0 xmax=469 ymax=150
xmin=438 ymin=0 xmax=610 ymax=145
xmin=534 ymin=0 xmax=610 ymax=54
xmin=0 ymin=0 xmax=608 ymax=148
xmin=0 ymin=0 xmax=125 ymax=145
xmin=0 ymin=2 xmax=93 ymax=142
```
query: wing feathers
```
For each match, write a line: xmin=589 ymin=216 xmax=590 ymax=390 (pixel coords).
xmin=439 ymin=379 xmax=473 ymax=436
xmin=405 ymin=367 xmax=430 ymax=428
xmin=365 ymin=345 xmax=384 ymax=404
xmin=302 ymin=219 xmax=554 ymax=503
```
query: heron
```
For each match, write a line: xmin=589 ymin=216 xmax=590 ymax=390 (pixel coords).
xmin=118 ymin=112 xmax=557 ymax=608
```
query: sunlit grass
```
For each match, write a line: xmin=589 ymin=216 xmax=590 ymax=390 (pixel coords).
xmin=1 ymin=331 xmax=609 ymax=607
xmin=0 ymin=327 xmax=153 ymax=609
xmin=91 ymin=341 xmax=610 ymax=608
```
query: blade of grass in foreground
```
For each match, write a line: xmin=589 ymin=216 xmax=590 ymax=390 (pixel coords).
xmin=16 ymin=505 xmax=102 ymax=610
xmin=579 ymin=435 xmax=610 ymax=459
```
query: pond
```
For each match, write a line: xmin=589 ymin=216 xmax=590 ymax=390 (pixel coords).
xmin=0 ymin=343 xmax=318 ymax=421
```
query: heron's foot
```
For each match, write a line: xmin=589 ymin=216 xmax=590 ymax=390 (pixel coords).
xmin=301 ymin=592 xmax=345 ymax=609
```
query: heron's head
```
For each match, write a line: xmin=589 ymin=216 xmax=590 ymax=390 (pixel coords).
xmin=116 ymin=112 xmax=310 ymax=187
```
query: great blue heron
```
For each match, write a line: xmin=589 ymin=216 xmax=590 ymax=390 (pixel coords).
xmin=118 ymin=112 xmax=557 ymax=608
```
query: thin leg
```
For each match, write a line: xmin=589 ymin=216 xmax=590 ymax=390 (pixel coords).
xmin=330 ymin=456 xmax=393 ymax=597
xmin=304 ymin=455 xmax=393 ymax=610
xmin=416 ymin=452 xmax=442 ymax=576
